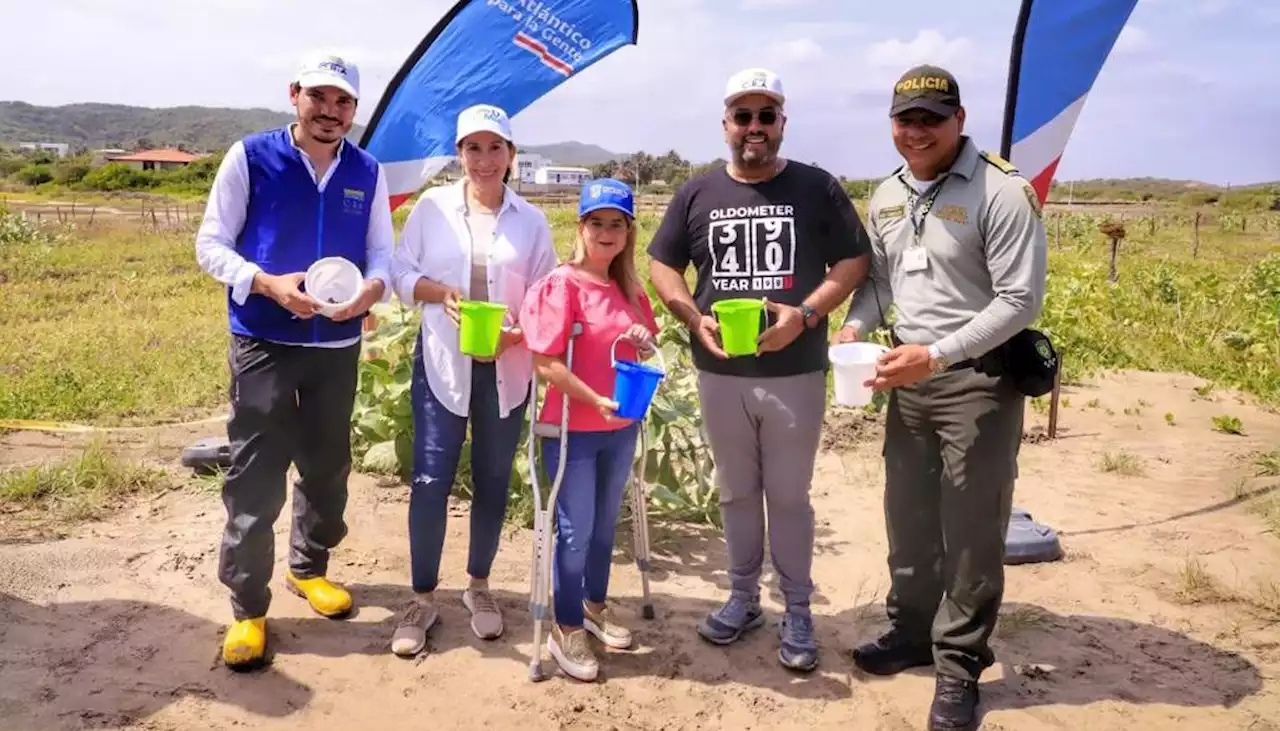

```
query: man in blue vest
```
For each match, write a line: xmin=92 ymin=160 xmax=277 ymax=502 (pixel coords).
xmin=194 ymin=52 xmax=394 ymax=670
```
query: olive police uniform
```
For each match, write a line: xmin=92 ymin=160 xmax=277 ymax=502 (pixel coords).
xmin=845 ymin=131 xmax=1048 ymax=681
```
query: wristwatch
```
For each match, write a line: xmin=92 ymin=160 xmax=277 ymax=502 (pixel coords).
xmin=799 ymin=304 xmax=819 ymax=329
xmin=927 ymin=343 xmax=949 ymax=374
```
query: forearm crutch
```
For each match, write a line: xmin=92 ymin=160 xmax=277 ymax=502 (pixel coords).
xmin=527 ymin=322 xmax=581 ymax=682
xmin=610 ymin=337 xmax=666 ymax=623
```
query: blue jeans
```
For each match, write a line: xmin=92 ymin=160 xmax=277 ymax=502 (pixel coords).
xmin=543 ymin=423 xmax=641 ymax=627
xmin=408 ymin=344 xmax=527 ymax=593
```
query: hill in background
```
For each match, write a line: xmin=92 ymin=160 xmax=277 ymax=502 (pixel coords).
xmin=0 ymin=101 xmax=618 ymax=165
xmin=2 ymin=101 xmax=1276 ymax=201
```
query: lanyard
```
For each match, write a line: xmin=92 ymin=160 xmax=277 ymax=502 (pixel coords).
xmin=900 ymin=174 xmax=949 ymax=244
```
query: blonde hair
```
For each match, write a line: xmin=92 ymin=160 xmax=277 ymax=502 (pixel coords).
xmin=571 ymin=214 xmax=642 ymax=305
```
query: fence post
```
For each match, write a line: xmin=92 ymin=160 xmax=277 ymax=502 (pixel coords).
xmin=1193 ymin=211 xmax=1201 ymax=258
xmin=1048 ymin=354 xmax=1062 ymax=439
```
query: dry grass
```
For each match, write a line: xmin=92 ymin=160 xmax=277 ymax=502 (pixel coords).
xmin=0 ymin=440 xmax=171 ymax=521
xmin=1167 ymin=556 xmax=1280 ymax=623
xmin=1173 ymin=557 xmax=1225 ymax=605
xmin=1097 ymin=450 xmax=1146 ymax=476
xmin=997 ymin=605 xmax=1054 ymax=637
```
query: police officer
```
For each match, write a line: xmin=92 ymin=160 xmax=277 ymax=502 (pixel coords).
xmin=834 ymin=64 xmax=1047 ymax=730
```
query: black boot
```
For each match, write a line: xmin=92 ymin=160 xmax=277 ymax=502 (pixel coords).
xmin=851 ymin=629 xmax=933 ymax=676
xmin=928 ymin=674 xmax=980 ymax=731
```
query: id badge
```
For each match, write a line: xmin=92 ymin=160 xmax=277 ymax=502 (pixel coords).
xmin=903 ymin=246 xmax=928 ymax=273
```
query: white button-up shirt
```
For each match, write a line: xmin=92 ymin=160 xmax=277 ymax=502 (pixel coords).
xmin=391 ymin=179 xmax=558 ymax=419
xmin=194 ymin=126 xmax=394 ymax=348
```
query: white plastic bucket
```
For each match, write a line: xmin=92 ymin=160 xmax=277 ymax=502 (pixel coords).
xmin=829 ymin=342 xmax=889 ymax=407
xmin=305 ymin=257 xmax=362 ymax=318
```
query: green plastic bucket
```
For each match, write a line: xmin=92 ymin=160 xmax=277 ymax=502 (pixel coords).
xmin=712 ymin=298 xmax=766 ymax=356
xmin=458 ymin=301 xmax=507 ymax=357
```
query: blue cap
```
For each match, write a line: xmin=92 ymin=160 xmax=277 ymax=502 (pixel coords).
xmin=578 ymin=178 xmax=634 ymax=219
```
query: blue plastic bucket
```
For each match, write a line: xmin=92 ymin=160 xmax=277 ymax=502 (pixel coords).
xmin=613 ymin=359 xmax=665 ymax=420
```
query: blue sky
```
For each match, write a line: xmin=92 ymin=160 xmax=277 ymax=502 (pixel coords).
xmin=3 ymin=0 xmax=1276 ymax=185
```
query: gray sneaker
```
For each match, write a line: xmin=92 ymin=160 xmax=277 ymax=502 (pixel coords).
xmin=390 ymin=597 xmax=439 ymax=657
xmin=463 ymin=587 xmax=504 ymax=640
xmin=778 ymin=611 xmax=818 ymax=672
xmin=696 ymin=594 xmax=765 ymax=645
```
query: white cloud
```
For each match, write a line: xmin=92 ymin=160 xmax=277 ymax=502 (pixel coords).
xmin=779 ymin=21 xmax=869 ymax=39
xmin=1114 ymin=25 xmax=1152 ymax=54
xmin=741 ymin=0 xmax=810 ymax=7
xmin=865 ymin=29 xmax=975 ymax=70
xmin=0 ymin=0 xmax=1273 ymax=183
xmin=767 ymin=38 xmax=824 ymax=65
xmin=1196 ymin=0 xmax=1234 ymax=16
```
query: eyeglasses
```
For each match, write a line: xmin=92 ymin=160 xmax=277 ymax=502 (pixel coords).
xmin=730 ymin=108 xmax=779 ymax=126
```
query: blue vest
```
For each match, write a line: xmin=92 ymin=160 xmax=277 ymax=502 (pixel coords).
xmin=229 ymin=127 xmax=378 ymax=345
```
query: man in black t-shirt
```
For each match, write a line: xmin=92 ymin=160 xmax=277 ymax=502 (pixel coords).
xmin=648 ymin=67 xmax=871 ymax=673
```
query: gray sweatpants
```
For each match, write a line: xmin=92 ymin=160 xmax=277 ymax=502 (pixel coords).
xmin=697 ymin=370 xmax=827 ymax=618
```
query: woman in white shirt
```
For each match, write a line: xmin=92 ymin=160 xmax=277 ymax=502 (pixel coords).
xmin=388 ymin=104 xmax=557 ymax=657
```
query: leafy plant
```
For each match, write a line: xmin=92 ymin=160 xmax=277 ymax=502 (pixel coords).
xmin=1213 ymin=415 xmax=1244 ymax=435
xmin=349 ymin=303 xmax=419 ymax=479
xmin=347 ymin=287 xmax=721 ymax=529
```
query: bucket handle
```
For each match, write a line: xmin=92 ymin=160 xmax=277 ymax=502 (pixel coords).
xmin=611 ymin=333 xmax=666 ymax=374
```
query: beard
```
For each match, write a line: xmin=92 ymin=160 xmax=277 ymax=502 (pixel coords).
xmin=308 ymin=115 xmax=346 ymax=143
xmin=732 ymin=134 xmax=781 ymax=169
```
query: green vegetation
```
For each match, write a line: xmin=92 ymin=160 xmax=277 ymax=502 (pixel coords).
xmin=0 ymin=101 xmax=307 ymax=152
xmin=351 ymin=212 xmax=716 ymax=527
xmin=0 ymin=211 xmax=228 ymax=424
xmin=0 ymin=440 xmax=170 ymax=521
xmin=1048 ymin=177 xmax=1280 ymax=211
xmin=2 ymin=199 xmax=1278 ymax=528
xmin=1035 ymin=210 xmax=1280 ymax=403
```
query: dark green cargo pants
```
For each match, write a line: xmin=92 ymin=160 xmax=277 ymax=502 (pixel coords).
xmin=881 ymin=365 xmax=1025 ymax=682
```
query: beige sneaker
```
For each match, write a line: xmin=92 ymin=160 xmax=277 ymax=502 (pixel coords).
xmin=463 ymin=587 xmax=503 ymax=640
xmin=583 ymin=603 xmax=633 ymax=649
xmin=390 ymin=596 xmax=438 ymax=657
xmin=549 ymin=625 xmax=598 ymax=682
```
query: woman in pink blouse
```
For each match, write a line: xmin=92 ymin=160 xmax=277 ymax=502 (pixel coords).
xmin=519 ymin=178 xmax=660 ymax=682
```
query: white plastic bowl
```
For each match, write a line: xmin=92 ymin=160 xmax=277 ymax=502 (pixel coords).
xmin=829 ymin=342 xmax=889 ymax=407
xmin=305 ymin=256 xmax=362 ymax=318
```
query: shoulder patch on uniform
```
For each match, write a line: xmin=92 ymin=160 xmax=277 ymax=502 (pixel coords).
xmin=979 ymin=150 xmax=1018 ymax=175
xmin=1021 ymin=181 xmax=1043 ymax=219
xmin=877 ymin=204 xmax=905 ymax=221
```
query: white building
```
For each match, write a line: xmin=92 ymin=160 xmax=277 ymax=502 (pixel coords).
xmin=515 ymin=152 xmax=549 ymax=184
xmin=19 ymin=142 xmax=70 ymax=157
xmin=534 ymin=165 xmax=591 ymax=187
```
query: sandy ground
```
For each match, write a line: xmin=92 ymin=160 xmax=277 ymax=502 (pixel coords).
xmin=2 ymin=369 xmax=1280 ymax=731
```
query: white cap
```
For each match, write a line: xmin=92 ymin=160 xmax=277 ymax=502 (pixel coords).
xmin=294 ymin=52 xmax=360 ymax=100
xmin=455 ymin=104 xmax=514 ymax=144
xmin=724 ymin=67 xmax=785 ymax=107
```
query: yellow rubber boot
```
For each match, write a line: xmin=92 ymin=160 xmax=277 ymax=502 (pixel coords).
xmin=286 ymin=573 xmax=353 ymax=618
xmin=222 ymin=618 xmax=267 ymax=670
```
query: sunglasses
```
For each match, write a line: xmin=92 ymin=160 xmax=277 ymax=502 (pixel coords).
xmin=730 ymin=108 xmax=779 ymax=126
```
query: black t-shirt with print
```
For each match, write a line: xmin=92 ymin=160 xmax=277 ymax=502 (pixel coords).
xmin=647 ymin=161 xmax=871 ymax=378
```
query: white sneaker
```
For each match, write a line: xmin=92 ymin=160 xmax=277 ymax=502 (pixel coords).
xmin=583 ymin=603 xmax=633 ymax=650
xmin=548 ymin=625 xmax=598 ymax=682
